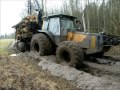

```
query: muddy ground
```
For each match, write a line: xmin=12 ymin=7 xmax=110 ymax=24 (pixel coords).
xmin=0 ymin=55 xmax=80 ymax=90
xmin=0 ymin=41 xmax=120 ymax=90
xmin=27 ymin=51 xmax=120 ymax=90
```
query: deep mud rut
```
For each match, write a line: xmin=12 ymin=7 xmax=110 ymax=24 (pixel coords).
xmin=26 ymin=51 xmax=120 ymax=90
xmin=35 ymin=56 xmax=120 ymax=90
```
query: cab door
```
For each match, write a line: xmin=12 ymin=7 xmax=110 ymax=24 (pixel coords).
xmin=60 ymin=19 xmax=75 ymax=41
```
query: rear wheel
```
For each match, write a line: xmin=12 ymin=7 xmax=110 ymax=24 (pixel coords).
xmin=30 ymin=33 xmax=53 ymax=56
xmin=56 ymin=41 xmax=84 ymax=68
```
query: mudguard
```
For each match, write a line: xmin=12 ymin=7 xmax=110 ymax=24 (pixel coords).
xmin=38 ymin=30 xmax=55 ymax=44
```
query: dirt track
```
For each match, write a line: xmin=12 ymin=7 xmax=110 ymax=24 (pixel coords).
xmin=26 ymin=52 xmax=120 ymax=90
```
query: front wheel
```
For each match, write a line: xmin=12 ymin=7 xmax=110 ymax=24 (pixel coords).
xmin=56 ymin=41 xmax=84 ymax=68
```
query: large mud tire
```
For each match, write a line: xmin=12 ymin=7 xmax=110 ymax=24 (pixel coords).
xmin=30 ymin=33 xmax=53 ymax=56
xmin=56 ymin=41 xmax=84 ymax=68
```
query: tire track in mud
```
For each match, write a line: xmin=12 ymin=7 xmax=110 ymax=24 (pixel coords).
xmin=83 ymin=61 xmax=120 ymax=74
xmin=23 ymin=52 xmax=120 ymax=90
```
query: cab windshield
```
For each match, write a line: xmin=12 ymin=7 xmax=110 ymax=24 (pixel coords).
xmin=61 ymin=19 xmax=75 ymax=31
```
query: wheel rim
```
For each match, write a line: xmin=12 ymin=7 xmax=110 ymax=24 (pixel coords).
xmin=61 ymin=50 xmax=71 ymax=63
xmin=34 ymin=43 xmax=39 ymax=52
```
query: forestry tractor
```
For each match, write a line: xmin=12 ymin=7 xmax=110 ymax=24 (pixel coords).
xmin=12 ymin=0 xmax=120 ymax=68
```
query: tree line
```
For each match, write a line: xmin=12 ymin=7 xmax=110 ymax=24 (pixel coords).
xmin=0 ymin=33 xmax=15 ymax=39
xmin=21 ymin=0 xmax=120 ymax=35
xmin=43 ymin=0 xmax=120 ymax=35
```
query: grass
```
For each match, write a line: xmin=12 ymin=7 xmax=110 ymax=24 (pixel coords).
xmin=0 ymin=39 xmax=14 ymax=55
xmin=0 ymin=53 xmax=79 ymax=90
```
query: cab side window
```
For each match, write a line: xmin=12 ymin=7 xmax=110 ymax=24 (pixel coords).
xmin=48 ymin=18 xmax=60 ymax=35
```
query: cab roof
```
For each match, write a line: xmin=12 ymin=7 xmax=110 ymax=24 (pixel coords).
xmin=42 ymin=14 xmax=76 ymax=19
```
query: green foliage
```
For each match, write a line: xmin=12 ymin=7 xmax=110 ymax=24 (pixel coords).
xmin=105 ymin=0 xmax=120 ymax=35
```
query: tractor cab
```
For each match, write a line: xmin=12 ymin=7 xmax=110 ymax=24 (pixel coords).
xmin=41 ymin=14 xmax=77 ymax=44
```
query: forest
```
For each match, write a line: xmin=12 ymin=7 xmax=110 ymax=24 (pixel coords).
xmin=2 ymin=0 xmax=119 ymax=39
xmin=38 ymin=0 xmax=120 ymax=35
xmin=0 ymin=33 xmax=15 ymax=39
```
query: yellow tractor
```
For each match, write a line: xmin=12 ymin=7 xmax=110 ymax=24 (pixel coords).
xmin=30 ymin=14 xmax=120 ymax=68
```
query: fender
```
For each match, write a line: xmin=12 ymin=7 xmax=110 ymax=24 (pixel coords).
xmin=38 ymin=30 xmax=55 ymax=44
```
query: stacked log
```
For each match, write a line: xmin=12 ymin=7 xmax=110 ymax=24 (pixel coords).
xmin=13 ymin=15 xmax=39 ymax=40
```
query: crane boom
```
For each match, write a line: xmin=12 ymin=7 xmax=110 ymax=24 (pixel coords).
xmin=27 ymin=0 xmax=43 ymax=15
xmin=28 ymin=0 xmax=32 ymax=15
xmin=33 ymin=0 xmax=41 ymax=11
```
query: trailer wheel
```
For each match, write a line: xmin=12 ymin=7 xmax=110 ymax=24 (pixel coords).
xmin=56 ymin=41 xmax=84 ymax=68
xmin=16 ymin=42 xmax=26 ymax=52
xmin=30 ymin=33 xmax=53 ymax=56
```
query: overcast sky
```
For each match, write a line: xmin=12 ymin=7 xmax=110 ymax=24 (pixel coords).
xmin=0 ymin=0 xmax=101 ymax=35
xmin=0 ymin=0 xmax=27 ymax=35
xmin=0 ymin=0 xmax=64 ymax=35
